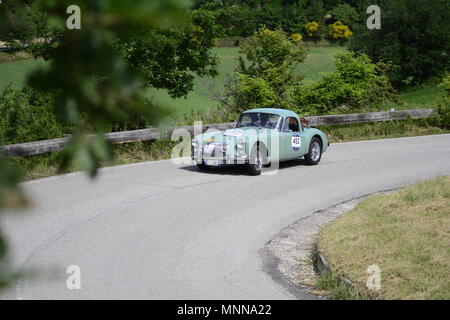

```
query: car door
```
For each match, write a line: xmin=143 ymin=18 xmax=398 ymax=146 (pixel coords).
xmin=280 ymin=117 xmax=304 ymax=160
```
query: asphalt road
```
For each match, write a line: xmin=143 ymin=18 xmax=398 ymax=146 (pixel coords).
xmin=2 ymin=134 xmax=450 ymax=300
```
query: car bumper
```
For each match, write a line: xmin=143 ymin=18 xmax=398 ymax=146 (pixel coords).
xmin=192 ymin=144 xmax=249 ymax=165
xmin=192 ymin=154 xmax=249 ymax=166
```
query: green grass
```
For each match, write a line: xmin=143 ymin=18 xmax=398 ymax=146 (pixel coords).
xmin=315 ymin=271 xmax=371 ymax=300
xmin=318 ymin=176 xmax=450 ymax=300
xmin=0 ymin=51 xmax=32 ymax=64
xmin=379 ymin=83 xmax=445 ymax=111
xmin=297 ymin=45 xmax=346 ymax=84
xmin=0 ymin=57 xmax=47 ymax=89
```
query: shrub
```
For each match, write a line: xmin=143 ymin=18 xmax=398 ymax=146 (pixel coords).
xmin=329 ymin=4 xmax=359 ymax=29
xmin=0 ymin=1 xmax=48 ymax=49
xmin=219 ymin=29 xmax=308 ymax=113
xmin=290 ymin=33 xmax=303 ymax=42
xmin=293 ymin=52 xmax=397 ymax=115
xmin=434 ymin=75 xmax=450 ymax=129
xmin=0 ymin=86 xmax=66 ymax=145
xmin=234 ymin=73 xmax=277 ymax=110
xmin=305 ymin=21 xmax=320 ymax=39
xmin=328 ymin=21 xmax=353 ymax=42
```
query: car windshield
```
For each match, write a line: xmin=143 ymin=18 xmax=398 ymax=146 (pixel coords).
xmin=236 ymin=113 xmax=281 ymax=129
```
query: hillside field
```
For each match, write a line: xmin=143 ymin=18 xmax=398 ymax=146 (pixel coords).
xmin=0 ymin=46 xmax=444 ymax=122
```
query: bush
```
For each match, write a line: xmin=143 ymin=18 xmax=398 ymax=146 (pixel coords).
xmin=305 ymin=21 xmax=321 ymax=41
xmin=350 ymin=0 xmax=450 ymax=88
xmin=0 ymin=1 xmax=48 ymax=49
xmin=434 ymin=75 xmax=450 ymax=129
xmin=220 ymin=29 xmax=308 ymax=113
xmin=293 ymin=52 xmax=397 ymax=115
xmin=329 ymin=4 xmax=359 ymax=29
xmin=0 ymin=86 xmax=66 ymax=145
xmin=328 ymin=21 xmax=353 ymax=42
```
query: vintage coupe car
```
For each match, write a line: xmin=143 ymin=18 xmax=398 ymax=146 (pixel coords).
xmin=191 ymin=108 xmax=329 ymax=175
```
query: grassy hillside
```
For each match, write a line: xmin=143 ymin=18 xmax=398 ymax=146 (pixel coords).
xmin=149 ymin=46 xmax=347 ymax=118
xmin=0 ymin=46 xmax=346 ymax=116
xmin=0 ymin=46 xmax=444 ymax=120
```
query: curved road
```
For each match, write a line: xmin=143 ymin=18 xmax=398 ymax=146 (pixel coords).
xmin=2 ymin=134 xmax=450 ymax=299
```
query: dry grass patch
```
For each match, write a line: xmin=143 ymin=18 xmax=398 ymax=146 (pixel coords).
xmin=318 ymin=176 xmax=450 ymax=299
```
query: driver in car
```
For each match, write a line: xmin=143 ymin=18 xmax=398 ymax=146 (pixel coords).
xmin=289 ymin=117 xmax=299 ymax=131
xmin=260 ymin=113 xmax=273 ymax=129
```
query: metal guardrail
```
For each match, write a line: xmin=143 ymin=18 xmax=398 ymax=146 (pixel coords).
xmin=0 ymin=109 xmax=435 ymax=158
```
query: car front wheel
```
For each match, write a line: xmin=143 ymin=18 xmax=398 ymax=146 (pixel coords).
xmin=246 ymin=145 xmax=264 ymax=176
xmin=304 ymin=137 xmax=322 ymax=165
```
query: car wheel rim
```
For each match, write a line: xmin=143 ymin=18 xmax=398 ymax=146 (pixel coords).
xmin=311 ymin=142 xmax=321 ymax=162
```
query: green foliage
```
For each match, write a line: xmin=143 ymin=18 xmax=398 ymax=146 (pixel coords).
xmin=307 ymin=0 xmax=326 ymax=23
xmin=305 ymin=21 xmax=321 ymax=41
xmin=222 ymin=29 xmax=308 ymax=113
xmin=115 ymin=8 xmax=222 ymax=99
xmin=350 ymin=0 xmax=450 ymax=88
xmin=434 ymin=76 xmax=450 ymax=129
xmin=194 ymin=0 xmax=362 ymax=38
xmin=0 ymin=86 xmax=66 ymax=145
xmin=328 ymin=21 xmax=353 ymax=42
xmin=315 ymin=271 xmax=371 ymax=300
xmin=0 ymin=1 xmax=48 ymax=49
xmin=329 ymin=4 xmax=358 ymax=29
xmin=195 ymin=0 xmax=256 ymax=37
xmin=234 ymin=74 xmax=277 ymax=110
xmin=293 ymin=52 xmax=397 ymax=115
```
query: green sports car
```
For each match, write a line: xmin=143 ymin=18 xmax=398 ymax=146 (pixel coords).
xmin=191 ymin=108 xmax=329 ymax=175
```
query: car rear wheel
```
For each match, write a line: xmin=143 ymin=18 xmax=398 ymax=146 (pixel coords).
xmin=304 ymin=137 xmax=322 ymax=165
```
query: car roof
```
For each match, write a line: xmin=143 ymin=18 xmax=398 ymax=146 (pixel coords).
xmin=242 ymin=108 xmax=299 ymax=118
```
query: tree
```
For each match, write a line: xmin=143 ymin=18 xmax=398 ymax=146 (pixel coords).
xmin=329 ymin=4 xmax=358 ymax=29
xmin=350 ymin=0 xmax=450 ymax=88
xmin=0 ymin=0 xmax=47 ymax=48
xmin=114 ymin=7 xmax=222 ymax=99
xmin=220 ymin=29 xmax=308 ymax=113
xmin=307 ymin=0 xmax=326 ymax=23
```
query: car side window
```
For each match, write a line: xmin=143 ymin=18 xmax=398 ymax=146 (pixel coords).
xmin=284 ymin=117 xmax=300 ymax=132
